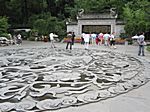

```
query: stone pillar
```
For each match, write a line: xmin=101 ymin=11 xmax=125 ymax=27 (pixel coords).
xmin=78 ymin=25 xmax=82 ymax=36
xmin=111 ymin=25 xmax=113 ymax=34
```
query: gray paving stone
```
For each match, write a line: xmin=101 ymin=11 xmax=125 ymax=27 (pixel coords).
xmin=0 ymin=41 xmax=150 ymax=112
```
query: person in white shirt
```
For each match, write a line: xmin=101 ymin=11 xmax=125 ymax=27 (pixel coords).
xmin=83 ymin=33 xmax=90 ymax=49
xmin=110 ymin=32 xmax=116 ymax=48
xmin=81 ymin=33 xmax=85 ymax=45
xmin=49 ymin=33 xmax=56 ymax=48
xmin=17 ymin=34 xmax=22 ymax=45
xmin=137 ymin=32 xmax=145 ymax=56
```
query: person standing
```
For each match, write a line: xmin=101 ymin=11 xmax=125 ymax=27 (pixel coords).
xmin=49 ymin=33 xmax=56 ymax=48
xmin=103 ymin=32 xmax=110 ymax=46
xmin=66 ymin=32 xmax=72 ymax=50
xmin=91 ymin=33 xmax=97 ymax=45
xmin=98 ymin=33 xmax=103 ymax=45
xmin=110 ymin=32 xmax=116 ymax=48
xmin=137 ymin=32 xmax=145 ymax=56
xmin=17 ymin=34 xmax=22 ymax=45
xmin=72 ymin=32 xmax=75 ymax=47
xmin=8 ymin=33 xmax=13 ymax=45
xmin=13 ymin=35 xmax=17 ymax=45
xmin=83 ymin=33 xmax=90 ymax=49
xmin=81 ymin=33 xmax=85 ymax=45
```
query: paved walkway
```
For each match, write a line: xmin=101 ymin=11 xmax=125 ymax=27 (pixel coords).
xmin=1 ymin=41 xmax=150 ymax=112
xmin=56 ymin=42 xmax=150 ymax=112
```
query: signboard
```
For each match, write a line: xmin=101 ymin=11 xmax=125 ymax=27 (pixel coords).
xmin=82 ymin=25 xmax=111 ymax=33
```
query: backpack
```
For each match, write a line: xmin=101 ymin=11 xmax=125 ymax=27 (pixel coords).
xmin=67 ymin=33 xmax=72 ymax=42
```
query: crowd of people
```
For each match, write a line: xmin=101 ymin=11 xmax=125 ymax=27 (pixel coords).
xmin=64 ymin=31 xmax=146 ymax=56
xmin=8 ymin=33 xmax=22 ymax=45
xmin=63 ymin=32 xmax=117 ymax=50
xmin=7 ymin=31 xmax=146 ymax=56
xmin=80 ymin=32 xmax=116 ymax=49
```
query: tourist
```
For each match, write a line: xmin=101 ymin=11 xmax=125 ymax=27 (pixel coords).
xmin=66 ymin=32 xmax=72 ymax=50
xmin=89 ymin=33 xmax=92 ymax=45
xmin=91 ymin=33 xmax=97 ymax=45
xmin=110 ymin=32 xmax=116 ymax=48
xmin=43 ymin=36 xmax=48 ymax=42
xmin=8 ymin=33 xmax=13 ymax=45
xmin=13 ymin=35 xmax=17 ymax=45
xmin=49 ymin=33 xmax=56 ymax=48
xmin=83 ymin=33 xmax=90 ymax=49
xmin=98 ymin=33 xmax=103 ymax=45
xmin=103 ymin=32 xmax=110 ymax=46
xmin=81 ymin=33 xmax=85 ymax=45
xmin=17 ymin=34 xmax=22 ymax=45
xmin=72 ymin=32 xmax=75 ymax=47
xmin=96 ymin=34 xmax=100 ymax=45
xmin=137 ymin=32 xmax=145 ymax=56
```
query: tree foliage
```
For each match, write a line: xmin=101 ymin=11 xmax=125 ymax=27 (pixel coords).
xmin=123 ymin=0 xmax=150 ymax=37
xmin=0 ymin=0 xmax=150 ymax=38
xmin=0 ymin=16 xmax=8 ymax=37
xmin=30 ymin=12 xmax=65 ymax=37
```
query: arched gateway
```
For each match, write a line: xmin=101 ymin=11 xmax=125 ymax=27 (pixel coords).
xmin=66 ymin=13 xmax=125 ymax=37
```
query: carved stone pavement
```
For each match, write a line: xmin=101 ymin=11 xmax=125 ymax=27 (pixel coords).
xmin=0 ymin=41 xmax=150 ymax=112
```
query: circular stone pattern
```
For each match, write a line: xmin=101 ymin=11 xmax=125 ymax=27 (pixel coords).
xmin=0 ymin=48 xmax=148 ymax=111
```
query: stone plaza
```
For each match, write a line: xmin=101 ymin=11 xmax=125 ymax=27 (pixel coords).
xmin=0 ymin=41 xmax=150 ymax=112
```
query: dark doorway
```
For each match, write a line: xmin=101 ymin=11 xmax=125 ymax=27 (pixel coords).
xmin=82 ymin=25 xmax=111 ymax=34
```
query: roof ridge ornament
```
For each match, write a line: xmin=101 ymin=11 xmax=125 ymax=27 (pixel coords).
xmin=110 ymin=8 xmax=118 ymax=18
xmin=78 ymin=9 xmax=84 ymax=17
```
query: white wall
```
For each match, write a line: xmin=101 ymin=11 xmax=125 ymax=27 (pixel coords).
xmin=67 ymin=24 xmax=78 ymax=36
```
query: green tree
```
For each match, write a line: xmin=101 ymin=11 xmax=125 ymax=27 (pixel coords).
xmin=32 ymin=13 xmax=66 ymax=39
xmin=0 ymin=17 xmax=8 ymax=37
xmin=0 ymin=0 xmax=150 ymax=40
xmin=123 ymin=0 xmax=150 ymax=37
xmin=33 ymin=19 xmax=47 ymax=35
